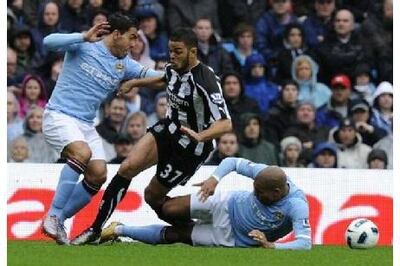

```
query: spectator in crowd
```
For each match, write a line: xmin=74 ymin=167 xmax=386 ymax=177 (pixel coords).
xmin=291 ymin=55 xmax=331 ymax=109
xmin=123 ymin=86 xmax=154 ymax=116
xmin=316 ymin=9 xmax=373 ymax=83
xmin=31 ymin=1 xmax=62 ymax=58
xmin=18 ymin=74 xmax=48 ymax=118
xmin=8 ymin=0 xmax=30 ymax=27
xmin=59 ymin=0 xmax=89 ymax=33
xmin=238 ymin=113 xmax=277 ymax=165
xmin=341 ymin=0 xmax=380 ymax=23
xmin=40 ymin=53 xmax=64 ymax=98
xmin=264 ymin=80 xmax=299 ymax=148
xmin=350 ymin=99 xmax=387 ymax=147
xmin=370 ymin=81 xmax=393 ymax=135
xmin=373 ymin=122 xmax=392 ymax=169
xmin=284 ymin=101 xmax=329 ymax=164
xmin=244 ymin=54 xmax=279 ymax=115
xmin=193 ymin=17 xmax=233 ymax=76
xmin=147 ymin=92 xmax=168 ymax=127
xmin=155 ymin=58 xmax=168 ymax=71
xmin=308 ymin=142 xmax=337 ymax=168
xmin=136 ymin=3 xmax=168 ymax=60
xmin=328 ymin=118 xmax=371 ymax=169
xmin=7 ymin=47 xmax=24 ymax=93
xmin=108 ymin=134 xmax=134 ymax=164
xmin=303 ymin=0 xmax=336 ymax=49
xmin=10 ymin=25 xmax=43 ymax=75
xmin=221 ymin=72 xmax=260 ymax=131
xmin=125 ymin=111 xmax=147 ymax=145
xmin=275 ymin=23 xmax=315 ymax=83
xmin=291 ymin=0 xmax=315 ymax=17
xmin=222 ymin=23 xmax=259 ymax=76
xmin=367 ymin=148 xmax=388 ymax=169
xmin=205 ymin=132 xmax=240 ymax=165
xmin=7 ymin=7 xmax=18 ymax=38
xmin=8 ymin=136 xmax=31 ymax=163
xmin=279 ymin=136 xmax=303 ymax=167
xmin=218 ymin=0 xmax=266 ymax=38
xmin=87 ymin=0 xmax=105 ymax=21
xmin=116 ymin=0 xmax=136 ymax=18
xmin=129 ymin=30 xmax=156 ymax=69
xmin=255 ymin=0 xmax=298 ymax=63
xmin=7 ymin=91 xmax=24 ymax=145
xmin=316 ymin=74 xmax=353 ymax=129
xmin=19 ymin=106 xmax=58 ymax=163
xmin=96 ymin=97 xmax=128 ymax=161
xmin=89 ymin=0 xmax=104 ymax=9
xmin=22 ymin=0 xmax=65 ymax=27
xmin=168 ymin=0 xmax=221 ymax=35
xmin=90 ymin=9 xmax=108 ymax=26
xmin=351 ymin=64 xmax=376 ymax=104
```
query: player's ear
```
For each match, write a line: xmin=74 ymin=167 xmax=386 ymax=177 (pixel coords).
xmin=189 ymin=47 xmax=197 ymax=57
xmin=112 ymin=30 xmax=121 ymax=40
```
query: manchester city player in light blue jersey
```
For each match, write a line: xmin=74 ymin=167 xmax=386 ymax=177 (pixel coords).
xmin=41 ymin=13 xmax=162 ymax=245
xmin=100 ymin=157 xmax=312 ymax=250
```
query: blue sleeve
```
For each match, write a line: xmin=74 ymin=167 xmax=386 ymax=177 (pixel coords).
xmin=124 ymin=59 xmax=163 ymax=79
xmin=212 ymin=157 xmax=267 ymax=181
xmin=274 ymin=199 xmax=312 ymax=250
xmin=43 ymin=33 xmax=84 ymax=52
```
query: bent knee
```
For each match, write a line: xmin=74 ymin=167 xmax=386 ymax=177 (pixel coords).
xmin=85 ymin=161 xmax=107 ymax=185
xmin=144 ymin=186 xmax=164 ymax=210
xmin=63 ymin=141 xmax=92 ymax=163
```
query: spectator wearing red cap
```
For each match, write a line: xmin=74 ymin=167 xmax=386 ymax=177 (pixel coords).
xmin=316 ymin=74 xmax=354 ymax=129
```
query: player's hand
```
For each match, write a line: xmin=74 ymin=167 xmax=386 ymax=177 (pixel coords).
xmin=117 ymin=80 xmax=136 ymax=96
xmin=83 ymin=22 xmax=110 ymax=42
xmin=193 ymin=176 xmax=218 ymax=202
xmin=248 ymin=230 xmax=275 ymax=249
xmin=180 ymin=126 xmax=203 ymax=142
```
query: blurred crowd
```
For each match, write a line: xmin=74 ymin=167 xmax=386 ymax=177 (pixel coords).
xmin=7 ymin=0 xmax=393 ymax=169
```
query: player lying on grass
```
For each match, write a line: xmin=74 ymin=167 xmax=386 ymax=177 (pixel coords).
xmin=100 ymin=157 xmax=312 ymax=250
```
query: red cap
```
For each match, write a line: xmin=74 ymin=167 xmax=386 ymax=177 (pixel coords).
xmin=331 ymin=74 xmax=351 ymax=89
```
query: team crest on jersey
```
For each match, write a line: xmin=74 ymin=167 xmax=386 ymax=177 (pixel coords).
xmin=274 ymin=211 xmax=284 ymax=221
xmin=115 ymin=62 xmax=124 ymax=72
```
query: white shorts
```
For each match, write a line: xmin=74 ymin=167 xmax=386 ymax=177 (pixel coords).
xmin=42 ymin=109 xmax=106 ymax=160
xmin=190 ymin=191 xmax=235 ymax=247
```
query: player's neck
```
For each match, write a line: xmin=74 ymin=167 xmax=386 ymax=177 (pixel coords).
xmin=185 ymin=59 xmax=200 ymax=72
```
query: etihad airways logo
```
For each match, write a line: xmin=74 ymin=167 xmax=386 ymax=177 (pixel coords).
xmin=80 ymin=62 xmax=120 ymax=87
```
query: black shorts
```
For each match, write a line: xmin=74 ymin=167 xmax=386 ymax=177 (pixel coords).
xmin=148 ymin=119 xmax=213 ymax=188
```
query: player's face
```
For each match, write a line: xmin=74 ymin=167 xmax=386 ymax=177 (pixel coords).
xmin=25 ymin=79 xmax=41 ymax=101
xmin=218 ymin=133 xmax=238 ymax=157
xmin=169 ymin=41 xmax=190 ymax=72
xmin=114 ymin=27 xmax=138 ymax=58
xmin=253 ymin=182 xmax=279 ymax=205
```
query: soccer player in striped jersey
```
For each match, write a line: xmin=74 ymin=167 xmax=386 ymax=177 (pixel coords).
xmin=41 ymin=13 xmax=162 ymax=245
xmin=101 ymin=157 xmax=312 ymax=250
xmin=72 ymin=28 xmax=232 ymax=245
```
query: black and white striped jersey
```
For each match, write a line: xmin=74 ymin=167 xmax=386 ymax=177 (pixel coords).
xmin=159 ymin=62 xmax=230 ymax=156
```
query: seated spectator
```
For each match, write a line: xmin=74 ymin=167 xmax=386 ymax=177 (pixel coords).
xmin=352 ymin=64 xmax=376 ymax=104
xmin=59 ymin=0 xmax=89 ymax=33
xmin=238 ymin=113 xmax=277 ymax=165
xmin=370 ymin=81 xmax=393 ymax=135
xmin=328 ymin=118 xmax=371 ymax=169
xmin=367 ymin=149 xmax=388 ymax=169
xmin=221 ymin=72 xmax=260 ymax=131
xmin=124 ymin=86 xmax=154 ymax=116
xmin=8 ymin=136 xmax=30 ymax=163
xmin=89 ymin=9 xmax=108 ymax=26
xmin=316 ymin=9 xmax=373 ymax=83
xmin=244 ymin=54 xmax=279 ymax=115
xmin=31 ymin=1 xmax=62 ymax=58
xmin=147 ymin=92 xmax=167 ymax=127
xmin=205 ymin=132 xmax=239 ymax=165
xmin=168 ymin=0 xmax=221 ymax=35
xmin=303 ymin=0 xmax=336 ymax=49
xmin=279 ymin=136 xmax=303 ymax=167
xmin=136 ymin=2 xmax=168 ymax=60
xmin=316 ymin=74 xmax=353 ymax=129
xmin=308 ymin=142 xmax=337 ymax=168
xmin=350 ymin=99 xmax=387 ymax=146
xmin=275 ymin=23 xmax=316 ymax=83
xmin=129 ymin=30 xmax=156 ymax=69
xmin=96 ymin=97 xmax=128 ymax=161
xmin=373 ymin=126 xmax=392 ymax=169
xmin=125 ymin=111 xmax=147 ymax=145
xmin=193 ymin=17 xmax=233 ymax=76
xmin=255 ymin=0 xmax=298 ymax=63
xmin=291 ymin=55 xmax=331 ymax=109
xmin=264 ymin=80 xmax=299 ymax=148
xmin=108 ymin=134 xmax=134 ymax=164
xmin=222 ymin=23 xmax=259 ymax=76
xmin=7 ymin=46 xmax=24 ymax=93
xmin=18 ymin=74 xmax=48 ymax=118
xmin=20 ymin=106 xmax=58 ymax=163
xmin=284 ymin=101 xmax=330 ymax=164
xmin=7 ymin=91 xmax=24 ymax=145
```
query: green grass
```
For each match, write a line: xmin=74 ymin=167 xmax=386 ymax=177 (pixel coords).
xmin=8 ymin=241 xmax=392 ymax=266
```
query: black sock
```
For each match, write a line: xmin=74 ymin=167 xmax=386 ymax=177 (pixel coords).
xmin=82 ymin=179 xmax=101 ymax=196
xmin=91 ymin=173 xmax=131 ymax=232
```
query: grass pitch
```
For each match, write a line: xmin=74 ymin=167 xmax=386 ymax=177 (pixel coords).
xmin=8 ymin=241 xmax=392 ymax=266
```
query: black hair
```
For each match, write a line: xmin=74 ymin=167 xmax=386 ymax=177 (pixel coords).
xmin=169 ymin=28 xmax=198 ymax=48
xmin=283 ymin=23 xmax=304 ymax=41
xmin=108 ymin=12 xmax=138 ymax=34
xmin=281 ymin=79 xmax=299 ymax=90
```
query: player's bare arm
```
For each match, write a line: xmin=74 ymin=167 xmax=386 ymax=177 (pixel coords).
xmin=118 ymin=76 xmax=166 ymax=96
xmin=180 ymin=119 xmax=232 ymax=143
